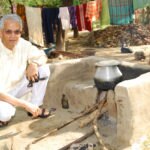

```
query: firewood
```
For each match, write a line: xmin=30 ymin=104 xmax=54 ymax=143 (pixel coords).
xmin=26 ymin=100 xmax=103 ymax=149
xmin=93 ymin=98 xmax=108 ymax=150
xmin=79 ymin=103 xmax=107 ymax=128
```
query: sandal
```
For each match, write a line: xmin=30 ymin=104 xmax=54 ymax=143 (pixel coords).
xmin=27 ymin=108 xmax=56 ymax=118
xmin=0 ymin=121 xmax=8 ymax=128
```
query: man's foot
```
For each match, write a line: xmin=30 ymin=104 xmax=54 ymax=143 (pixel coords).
xmin=27 ymin=108 xmax=56 ymax=118
xmin=0 ymin=121 xmax=8 ymax=128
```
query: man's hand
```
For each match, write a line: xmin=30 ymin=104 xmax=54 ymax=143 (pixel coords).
xmin=24 ymin=102 xmax=41 ymax=118
xmin=26 ymin=63 xmax=38 ymax=82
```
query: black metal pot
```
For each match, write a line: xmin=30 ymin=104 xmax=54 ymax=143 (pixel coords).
xmin=94 ymin=60 xmax=123 ymax=90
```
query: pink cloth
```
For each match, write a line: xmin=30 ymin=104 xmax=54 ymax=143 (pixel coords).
xmin=76 ymin=4 xmax=92 ymax=31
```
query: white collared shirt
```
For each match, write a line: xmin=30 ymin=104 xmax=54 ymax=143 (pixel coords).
xmin=0 ymin=38 xmax=47 ymax=92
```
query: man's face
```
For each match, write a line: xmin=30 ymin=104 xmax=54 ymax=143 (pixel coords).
xmin=0 ymin=19 xmax=22 ymax=50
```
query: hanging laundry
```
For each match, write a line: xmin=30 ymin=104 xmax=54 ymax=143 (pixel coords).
xmin=85 ymin=0 xmax=102 ymax=22
xmin=58 ymin=7 xmax=71 ymax=30
xmin=73 ymin=0 xmax=80 ymax=6
xmin=12 ymin=4 xmax=17 ymax=13
xmin=100 ymin=0 xmax=110 ymax=29
xmin=134 ymin=9 xmax=145 ymax=24
xmin=16 ymin=4 xmax=28 ymax=37
xmin=42 ymin=8 xmax=59 ymax=45
xmin=76 ymin=4 xmax=92 ymax=31
xmin=134 ymin=7 xmax=150 ymax=25
xmin=25 ymin=6 xmax=44 ymax=47
xmin=17 ymin=4 xmax=26 ymax=24
xmin=133 ymin=0 xmax=150 ymax=10
xmin=108 ymin=0 xmax=134 ymax=25
xmin=68 ymin=6 xmax=77 ymax=28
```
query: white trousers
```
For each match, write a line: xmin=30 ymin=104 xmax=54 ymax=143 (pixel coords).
xmin=0 ymin=65 xmax=50 ymax=122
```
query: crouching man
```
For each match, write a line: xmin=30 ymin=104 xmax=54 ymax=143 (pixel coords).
xmin=0 ymin=14 xmax=51 ymax=127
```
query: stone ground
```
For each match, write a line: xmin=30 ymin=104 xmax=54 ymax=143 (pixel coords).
xmin=0 ymin=30 xmax=150 ymax=150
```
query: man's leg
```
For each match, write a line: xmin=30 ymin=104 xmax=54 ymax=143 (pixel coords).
xmin=0 ymin=101 xmax=16 ymax=122
xmin=30 ymin=64 xmax=50 ymax=106
xmin=0 ymin=65 xmax=50 ymax=122
xmin=15 ymin=64 xmax=50 ymax=106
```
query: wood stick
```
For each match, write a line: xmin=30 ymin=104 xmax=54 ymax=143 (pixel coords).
xmin=79 ymin=103 xmax=107 ymax=128
xmin=93 ymin=98 xmax=108 ymax=150
xmin=26 ymin=101 xmax=102 ymax=149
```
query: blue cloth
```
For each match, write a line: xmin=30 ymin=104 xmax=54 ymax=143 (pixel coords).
xmin=68 ymin=6 xmax=77 ymax=28
xmin=108 ymin=0 xmax=134 ymax=25
xmin=42 ymin=8 xmax=59 ymax=44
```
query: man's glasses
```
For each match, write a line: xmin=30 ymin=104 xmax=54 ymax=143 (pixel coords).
xmin=4 ymin=29 xmax=22 ymax=35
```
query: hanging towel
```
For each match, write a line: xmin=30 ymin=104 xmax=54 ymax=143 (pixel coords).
xmin=108 ymin=0 xmax=134 ymax=25
xmin=86 ymin=0 xmax=102 ymax=22
xmin=25 ymin=6 xmax=44 ymax=47
xmin=133 ymin=0 xmax=150 ymax=10
xmin=134 ymin=9 xmax=143 ymax=24
xmin=76 ymin=4 xmax=92 ymax=31
xmin=42 ymin=8 xmax=59 ymax=45
xmin=100 ymin=0 xmax=110 ymax=29
xmin=16 ymin=4 xmax=28 ymax=36
xmin=17 ymin=4 xmax=26 ymax=24
xmin=58 ymin=7 xmax=71 ymax=30
xmin=68 ymin=6 xmax=77 ymax=28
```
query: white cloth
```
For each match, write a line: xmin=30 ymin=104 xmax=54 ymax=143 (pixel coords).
xmin=0 ymin=38 xmax=47 ymax=93
xmin=0 ymin=65 xmax=50 ymax=122
xmin=25 ymin=6 xmax=44 ymax=47
xmin=58 ymin=7 xmax=71 ymax=30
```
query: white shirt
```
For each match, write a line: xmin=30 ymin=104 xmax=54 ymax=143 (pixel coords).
xmin=0 ymin=38 xmax=47 ymax=92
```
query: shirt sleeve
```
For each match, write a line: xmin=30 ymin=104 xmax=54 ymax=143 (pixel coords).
xmin=26 ymin=40 xmax=47 ymax=66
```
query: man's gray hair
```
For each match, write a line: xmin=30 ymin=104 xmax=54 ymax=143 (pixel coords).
xmin=0 ymin=14 xmax=23 ymax=29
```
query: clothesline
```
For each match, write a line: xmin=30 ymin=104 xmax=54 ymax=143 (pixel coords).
xmin=15 ymin=0 xmax=149 ymax=47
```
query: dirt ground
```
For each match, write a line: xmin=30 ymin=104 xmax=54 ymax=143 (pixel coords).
xmin=56 ymin=30 xmax=150 ymax=66
xmin=0 ymin=30 xmax=150 ymax=150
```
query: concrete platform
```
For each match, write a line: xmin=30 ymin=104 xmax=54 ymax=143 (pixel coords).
xmin=1 ymin=47 xmax=150 ymax=150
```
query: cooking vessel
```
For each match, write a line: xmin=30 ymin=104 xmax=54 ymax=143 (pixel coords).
xmin=94 ymin=60 xmax=123 ymax=90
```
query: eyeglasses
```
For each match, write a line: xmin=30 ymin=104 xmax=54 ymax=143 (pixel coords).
xmin=4 ymin=29 xmax=22 ymax=35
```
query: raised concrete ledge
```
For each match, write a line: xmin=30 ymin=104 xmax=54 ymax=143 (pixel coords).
xmin=44 ymin=56 xmax=150 ymax=148
xmin=115 ymin=72 xmax=150 ymax=146
xmin=44 ymin=56 xmax=104 ymax=108
xmin=63 ymin=80 xmax=97 ymax=111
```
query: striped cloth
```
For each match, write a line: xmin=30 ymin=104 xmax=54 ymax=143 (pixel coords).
xmin=85 ymin=0 xmax=102 ymax=22
xmin=108 ymin=0 xmax=134 ymax=25
xmin=76 ymin=4 xmax=92 ymax=31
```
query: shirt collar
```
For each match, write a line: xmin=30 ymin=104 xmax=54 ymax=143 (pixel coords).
xmin=0 ymin=39 xmax=19 ymax=55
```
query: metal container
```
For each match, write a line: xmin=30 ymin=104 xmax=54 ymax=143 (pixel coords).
xmin=94 ymin=59 xmax=122 ymax=90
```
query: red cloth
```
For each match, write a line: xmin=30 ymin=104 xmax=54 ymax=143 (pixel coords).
xmin=76 ymin=3 xmax=92 ymax=31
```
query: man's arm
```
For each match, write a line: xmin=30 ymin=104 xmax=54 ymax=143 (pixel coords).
xmin=0 ymin=92 xmax=41 ymax=117
xmin=26 ymin=62 xmax=39 ymax=82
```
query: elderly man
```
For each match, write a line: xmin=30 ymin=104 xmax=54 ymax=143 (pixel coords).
xmin=0 ymin=14 xmax=51 ymax=127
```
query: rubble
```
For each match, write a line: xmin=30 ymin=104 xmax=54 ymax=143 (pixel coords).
xmin=87 ymin=24 xmax=150 ymax=48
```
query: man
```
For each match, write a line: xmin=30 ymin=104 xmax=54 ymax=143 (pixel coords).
xmin=0 ymin=14 xmax=51 ymax=127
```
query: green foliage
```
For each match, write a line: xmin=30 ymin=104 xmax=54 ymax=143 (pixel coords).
xmin=0 ymin=0 xmax=11 ymax=15
xmin=0 ymin=0 xmax=63 ymax=15
xmin=16 ymin=0 xmax=62 ymax=7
